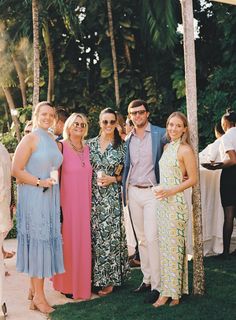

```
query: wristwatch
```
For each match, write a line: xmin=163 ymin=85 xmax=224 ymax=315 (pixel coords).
xmin=36 ymin=178 xmax=41 ymax=187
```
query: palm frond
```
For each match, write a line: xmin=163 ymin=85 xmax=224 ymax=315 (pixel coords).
xmin=139 ymin=0 xmax=178 ymax=50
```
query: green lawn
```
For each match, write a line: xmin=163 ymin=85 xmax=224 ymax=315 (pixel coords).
xmin=50 ymin=256 xmax=236 ymax=320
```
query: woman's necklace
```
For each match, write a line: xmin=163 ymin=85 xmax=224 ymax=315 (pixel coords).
xmin=68 ymin=139 xmax=85 ymax=167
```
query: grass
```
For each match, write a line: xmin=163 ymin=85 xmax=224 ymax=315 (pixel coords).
xmin=50 ymin=256 xmax=236 ymax=320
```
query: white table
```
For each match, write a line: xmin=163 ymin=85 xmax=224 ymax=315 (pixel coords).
xmin=186 ymin=168 xmax=224 ymax=256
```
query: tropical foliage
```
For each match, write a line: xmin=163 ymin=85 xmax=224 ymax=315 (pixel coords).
xmin=0 ymin=0 xmax=236 ymax=148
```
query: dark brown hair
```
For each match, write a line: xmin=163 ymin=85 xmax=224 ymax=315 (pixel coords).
xmin=128 ymin=99 xmax=149 ymax=113
xmin=214 ymin=121 xmax=224 ymax=136
xmin=55 ymin=107 xmax=69 ymax=123
xmin=99 ymin=108 xmax=122 ymax=149
xmin=222 ymin=108 xmax=236 ymax=126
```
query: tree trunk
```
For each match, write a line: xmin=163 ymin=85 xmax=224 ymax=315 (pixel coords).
xmin=12 ymin=54 xmax=27 ymax=107
xmin=3 ymin=103 xmax=11 ymax=131
xmin=2 ymin=87 xmax=21 ymax=142
xmin=32 ymin=0 xmax=40 ymax=110
xmin=107 ymin=0 xmax=120 ymax=108
xmin=124 ymin=41 xmax=131 ymax=66
xmin=42 ymin=19 xmax=54 ymax=103
xmin=180 ymin=0 xmax=205 ymax=295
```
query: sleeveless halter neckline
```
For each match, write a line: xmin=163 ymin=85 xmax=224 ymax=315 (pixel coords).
xmin=170 ymin=138 xmax=181 ymax=145
xmin=34 ymin=127 xmax=51 ymax=136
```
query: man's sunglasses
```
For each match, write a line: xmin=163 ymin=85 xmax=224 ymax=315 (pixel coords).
xmin=72 ymin=122 xmax=86 ymax=128
xmin=129 ymin=110 xmax=146 ymax=116
xmin=102 ymin=120 xmax=116 ymax=125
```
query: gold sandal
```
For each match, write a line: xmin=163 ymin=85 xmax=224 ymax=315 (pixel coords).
xmin=169 ymin=299 xmax=180 ymax=306
xmin=153 ymin=296 xmax=169 ymax=308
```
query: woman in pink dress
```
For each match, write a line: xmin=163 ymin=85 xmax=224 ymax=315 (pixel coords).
xmin=53 ymin=113 xmax=92 ymax=300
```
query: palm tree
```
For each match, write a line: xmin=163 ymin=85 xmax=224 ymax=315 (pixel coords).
xmin=1 ymin=87 xmax=21 ymax=142
xmin=0 ymin=20 xmax=22 ymax=141
xmin=32 ymin=0 xmax=40 ymax=109
xmin=42 ymin=19 xmax=54 ymax=103
xmin=107 ymin=0 xmax=120 ymax=108
xmin=0 ymin=1 xmax=33 ymax=108
xmin=12 ymin=52 xmax=27 ymax=107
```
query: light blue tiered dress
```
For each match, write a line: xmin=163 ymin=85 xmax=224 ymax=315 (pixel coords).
xmin=16 ymin=128 xmax=64 ymax=278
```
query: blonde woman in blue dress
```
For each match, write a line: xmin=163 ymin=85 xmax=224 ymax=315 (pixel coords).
xmin=12 ymin=101 xmax=64 ymax=314
xmin=153 ymin=112 xmax=197 ymax=307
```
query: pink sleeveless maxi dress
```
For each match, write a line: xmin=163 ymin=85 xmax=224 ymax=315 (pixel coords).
xmin=52 ymin=142 xmax=92 ymax=299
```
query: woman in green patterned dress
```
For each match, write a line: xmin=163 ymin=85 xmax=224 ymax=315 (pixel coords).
xmin=88 ymin=108 xmax=129 ymax=297
xmin=153 ymin=112 xmax=197 ymax=307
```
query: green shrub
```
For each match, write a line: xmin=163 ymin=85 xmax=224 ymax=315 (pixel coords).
xmin=0 ymin=132 xmax=18 ymax=153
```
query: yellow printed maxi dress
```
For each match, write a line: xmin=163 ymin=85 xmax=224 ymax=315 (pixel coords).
xmin=157 ymin=139 xmax=189 ymax=299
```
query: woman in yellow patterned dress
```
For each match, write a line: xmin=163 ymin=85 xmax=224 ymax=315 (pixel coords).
xmin=153 ymin=112 xmax=197 ymax=307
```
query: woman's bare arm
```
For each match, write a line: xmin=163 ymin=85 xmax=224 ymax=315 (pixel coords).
xmin=12 ymin=133 xmax=54 ymax=188
xmin=155 ymin=144 xmax=197 ymax=199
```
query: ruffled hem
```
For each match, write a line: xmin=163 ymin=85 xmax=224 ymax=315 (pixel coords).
xmin=16 ymin=232 xmax=65 ymax=278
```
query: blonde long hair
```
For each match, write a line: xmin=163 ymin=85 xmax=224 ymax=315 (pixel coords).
xmin=166 ymin=111 xmax=191 ymax=145
xmin=63 ymin=113 xmax=88 ymax=143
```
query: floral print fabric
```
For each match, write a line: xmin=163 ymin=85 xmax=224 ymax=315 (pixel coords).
xmin=88 ymin=136 xmax=130 ymax=287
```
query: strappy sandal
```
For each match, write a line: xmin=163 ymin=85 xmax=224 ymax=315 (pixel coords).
xmin=98 ymin=286 xmax=113 ymax=297
xmin=169 ymin=299 xmax=180 ymax=306
xmin=153 ymin=296 xmax=169 ymax=308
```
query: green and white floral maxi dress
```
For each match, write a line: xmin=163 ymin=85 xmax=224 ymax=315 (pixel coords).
xmin=88 ymin=136 xmax=130 ymax=288
xmin=157 ymin=139 xmax=189 ymax=299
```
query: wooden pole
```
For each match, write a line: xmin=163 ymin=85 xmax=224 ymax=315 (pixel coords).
xmin=180 ymin=0 xmax=205 ymax=295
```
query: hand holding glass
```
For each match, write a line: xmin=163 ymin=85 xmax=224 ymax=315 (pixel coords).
xmin=50 ymin=167 xmax=59 ymax=184
xmin=148 ymin=179 xmax=165 ymax=199
xmin=152 ymin=185 xmax=165 ymax=199
xmin=97 ymin=170 xmax=105 ymax=187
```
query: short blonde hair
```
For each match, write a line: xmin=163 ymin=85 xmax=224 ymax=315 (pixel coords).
xmin=32 ymin=101 xmax=55 ymax=128
xmin=166 ymin=111 xmax=191 ymax=145
xmin=63 ymin=113 xmax=88 ymax=143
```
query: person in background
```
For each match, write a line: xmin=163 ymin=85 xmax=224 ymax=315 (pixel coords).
xmin=122 ymin=99 xmax=166 ymax=304
xmin=124 ymin=116 xmax=140 ymax=267
xmin=116 ymin=113 xmax=140 ymax=267
xmin=23 ymin=120 xmax=33 ymax=135
xmin=12 ymin=101 xmax=64 ymax=314
xmin=124 ymin=118 xmax=134 ymax=137
xmin=215 ymin=121 xmax=225 ymax=139
xmin=205 ymin=108 xmax=236 ymax=257
xmin=199 ymin=121 xmax=224 ymax=163
xmin=209 ymin=122 xmax=225 ymax=162
xmin=52 ymin=113 xmax=92 ymax=300
xmin=116 ymin=112 xmax=126 ymax=141
xmin=88 ymin=108 xmax=129 ymax=297
xmin=1 ymin=119 xmax=32 ymax=273
xmin=54 ymin=108 xmax=69 ymax=141
xmin=0 ymin=143 xmax=12 ymax=319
